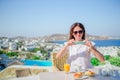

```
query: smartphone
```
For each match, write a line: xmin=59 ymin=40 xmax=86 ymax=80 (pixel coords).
xmin=75 ymin=41 xmax=85 ymax=45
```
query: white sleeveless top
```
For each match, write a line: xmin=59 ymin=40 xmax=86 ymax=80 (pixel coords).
xmin=66 ymin=43 xmax=94 ymax=71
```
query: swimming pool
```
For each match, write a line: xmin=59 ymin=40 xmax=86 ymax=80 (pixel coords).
xmin=21 ymin=60 xmax=52 ymax=66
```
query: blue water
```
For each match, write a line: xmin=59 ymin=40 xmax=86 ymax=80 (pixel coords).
xmin=52 ymin=39 xmax=120 ymax=47
xmin=21 ymin=60 xmax=52 ymax=66
xmin=93 ymin=40 xmax=120 ymax=46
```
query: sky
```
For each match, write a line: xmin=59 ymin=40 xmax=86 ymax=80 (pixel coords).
xmin=0 ymin=0 xmax=120 ymax=37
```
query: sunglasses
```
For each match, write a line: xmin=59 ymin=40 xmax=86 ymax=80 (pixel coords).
xmin=73 ymin=30 xmax=83 ymax=34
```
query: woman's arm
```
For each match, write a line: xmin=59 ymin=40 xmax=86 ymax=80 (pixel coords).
xmin=56 ymin=44 xmax=68 ymax=58
xmin=85 ymin=40 xmax=105 ymax=62
xmin=56 ymin=39 xmax=75 ymax=58
xmin=90 ymin=46 xmax=105 ymax=62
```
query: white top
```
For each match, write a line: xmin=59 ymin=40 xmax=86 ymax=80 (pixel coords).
xmin=66 ymin=42 xmax=95 ymax=71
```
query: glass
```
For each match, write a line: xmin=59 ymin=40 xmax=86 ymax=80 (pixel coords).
xmin=64 ymin=63 xmax=70 ymax=80
xmin=64 ymin=63 xmax=70 ymax=73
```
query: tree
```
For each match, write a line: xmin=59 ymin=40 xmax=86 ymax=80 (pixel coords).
xmin=0 ymin=50 xmax=5 ymax=54
xmin=16 ymin=41 xmax=24 ymax=50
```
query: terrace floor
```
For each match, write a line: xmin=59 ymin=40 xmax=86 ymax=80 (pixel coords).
xmin=0 ymin=65 xmax=52 ymax=80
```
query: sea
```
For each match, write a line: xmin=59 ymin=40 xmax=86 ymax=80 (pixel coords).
xmin=52 ymin=39 xmax=120 ymax=47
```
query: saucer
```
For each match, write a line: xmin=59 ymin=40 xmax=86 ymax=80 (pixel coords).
xmin=75 ymin=76 xmax=88 ymax=80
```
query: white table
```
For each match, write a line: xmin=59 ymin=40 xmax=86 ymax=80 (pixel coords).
xmin=10 ymin=75 xmax=39 ymax=80
xmin=11 ymin=71 xmax=120 ymax=80
xmin=38 ymin=71 xmax=120 ymax=80
xmin=11 ymin=66 xmax=120 ymax=80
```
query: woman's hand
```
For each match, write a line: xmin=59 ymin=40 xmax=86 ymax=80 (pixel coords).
xmin=56 ymin=39 xmax=75 ymax=58
xmin=85 ymin=40 xmax=93 ymax=48
xmin=85 ymin=40 xmax=105 ymax=62
xmin=65 ymin=39 xmax=75 ymax=46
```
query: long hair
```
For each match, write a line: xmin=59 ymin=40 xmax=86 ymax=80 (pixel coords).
xmin=69 ymin=22 xmax=85 ymax=40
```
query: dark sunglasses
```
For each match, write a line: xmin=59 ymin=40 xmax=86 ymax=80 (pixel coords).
xmin=73 ymin=30 xmax=83 ymax=34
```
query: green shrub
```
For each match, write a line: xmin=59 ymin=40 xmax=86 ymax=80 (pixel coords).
xmin=90 ymin=57 xmax=100 ymax=66
xmin=6 ymin=52 xmax=18 ymax=57
xmin=109 ymin=57 xmax=120 ymax=67
xmin=30 ymin=55 xmax=45 ymax=60
xmin=0 ymin=50 xmax=5 ymax=54
xmin=104 ymin=55 xmax=111 ymax=60
xmin=29 ymin=48 xmax=41 ymax=52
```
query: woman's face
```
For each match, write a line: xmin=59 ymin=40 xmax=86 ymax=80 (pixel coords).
xmin=72 ymin=26 xmax=83 ymax=41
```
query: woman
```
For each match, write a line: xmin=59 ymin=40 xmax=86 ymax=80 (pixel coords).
xmin=56 ymin=22 xmax=104 ymax=71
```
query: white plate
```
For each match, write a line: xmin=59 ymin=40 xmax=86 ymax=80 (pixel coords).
xmin=75 ymin=76 xmax=88 ymax=80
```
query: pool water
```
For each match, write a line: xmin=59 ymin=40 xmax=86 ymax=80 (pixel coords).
xmin=21 ymin=60 xmax=52 ymax=66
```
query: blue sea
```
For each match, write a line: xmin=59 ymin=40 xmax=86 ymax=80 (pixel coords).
xmin=52 ymin=39 xmax=120 ymax=47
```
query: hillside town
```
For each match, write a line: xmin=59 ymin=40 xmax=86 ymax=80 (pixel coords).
xmin=0 ymin=34 xmax=120 ymax=60
xmin=0 ymin=36 xmax=61 ymax=60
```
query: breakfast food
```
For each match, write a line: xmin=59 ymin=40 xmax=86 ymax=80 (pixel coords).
xmin=85 ymin=70 xmax=95 ymax=77
xmin=74 ymin=72 xmax=84 ymax=79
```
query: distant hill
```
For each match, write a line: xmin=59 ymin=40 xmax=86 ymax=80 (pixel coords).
xmin=86 ymin=34 xmax=110 ymax=40
xmin=48 ymin=34 xmax=69 ymax=41
xmin=1 ymin=34 xmax=119 ymax=42
xmin=40 ymin=33 xmax=110 ymax=42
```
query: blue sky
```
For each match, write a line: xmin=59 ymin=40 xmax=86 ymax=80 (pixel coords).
xmin=0 ymin=0 xmax=120 ymax=37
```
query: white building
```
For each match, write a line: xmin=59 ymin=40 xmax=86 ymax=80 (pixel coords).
xmin=8 ymin=42 xmax=17 ymax=51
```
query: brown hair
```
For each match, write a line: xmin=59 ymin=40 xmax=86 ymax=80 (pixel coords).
xmin=69 ymin=22 xmax=85 ymax=40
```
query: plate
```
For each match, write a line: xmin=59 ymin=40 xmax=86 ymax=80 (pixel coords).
xmin=75 ymin=76 xmax=88 ymax=80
